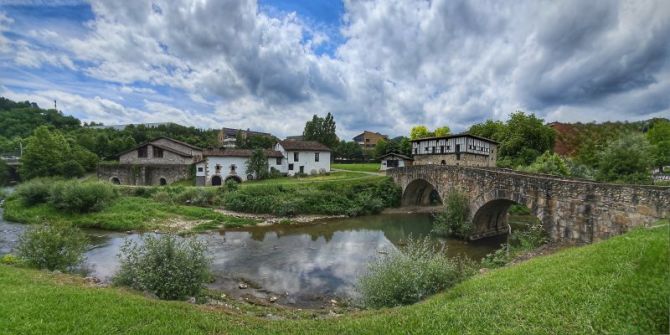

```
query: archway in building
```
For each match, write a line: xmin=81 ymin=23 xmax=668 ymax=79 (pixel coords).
xmin=401 ymin=179 xmax=442 ymax=206
xmin=110 ymin=177 xmax=121 ymax=185
xmin=211 ymin=175 xmax=222 ymax=186
xmin=159 ymin=177 xmax=167 ymax=186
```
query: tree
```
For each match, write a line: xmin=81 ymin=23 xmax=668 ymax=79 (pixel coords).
xmin=410 ymin=126 xmax=432 ymax=140
xmin=303 ymin=113 xmax=338 ymax=148
xmin=468 ymin=120 xmax=506 ymax=142
xmin=433 ymin=126 xmax=451 ymax=137
xmin=20 ymin=126 xmax=70 ymax=180
xmin=646 ymin=120 xmax=670 ymax=172
xmin=596 ymin=132 xmax=653 ymax=184
xmin=398 ymin=137 xmax=412 ymax=157
xmin=520 ymin=151 xmax=569 ymax=176
xmin=245 ymin=149 xmax=269 ymax=180
xmin=334 ymin=140 xmax=364 ymax=160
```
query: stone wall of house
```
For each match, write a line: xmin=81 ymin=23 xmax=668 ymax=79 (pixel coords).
xmin=413 ymin=153 xmax=495 ymax=168
xmin=388 ymin=165 xmax=670 ymax=243
xmin=97 ymin=164 xmax=192 ymax=186
xmin=120 ymin=145 xmax=193 ymax=165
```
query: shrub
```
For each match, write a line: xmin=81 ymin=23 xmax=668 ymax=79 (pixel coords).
xmin=480 ymin=246 xmax=512 ymax=268
xmin=509 ymin=221 xmax=548 ymax=251
xmin=224 ymin=179 xmax=239 ymax=192
xmin=151 ymin=190 xmax=172 ymax=203
xmin=432 ymin=190 xmax=471 ymax=238
xmin=1 ymin=254 xmax=18 ymax=265
xmin=16 ymin=223 xmax=87 ymax=272
xmin=49 ymin=181 xmax=118 ymax=213
xmin=57 ymin=160 xmax=86 ymax=179
xmin=174 ymin=188 xmax=221 ymax=206
xmin=15 ymin=178 xmax=55 ymax=206
xmin=114 ymin=234 xmax=211 ymax=300
xmin=357 ymin=237 xmax=476 ymax=308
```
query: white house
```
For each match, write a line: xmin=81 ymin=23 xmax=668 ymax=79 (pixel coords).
xmin=195 ymin=149 xmax=283 ymax=186
xmin=274 ymin=140 xmax=331 ymax=176
xmin=379 ymin=152 xmax=413 ymax=171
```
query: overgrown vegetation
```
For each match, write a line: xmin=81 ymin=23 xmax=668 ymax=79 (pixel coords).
xmin=14 ymin=178 xmax=118 ymax=213
xmin=431 ymin=189 xmax=471 ymax=238
xmin=481 ymin=220 xmax=548 ymax=268
xmin=16 ymin=223 xmax=87 ymax=272
xmin=223 ymin=177 xmax=401 ymax=216
xmin=357 ymin=237 xmax=476 ymax=308
xmin=114 ymin=234 xmax=211 ymax=300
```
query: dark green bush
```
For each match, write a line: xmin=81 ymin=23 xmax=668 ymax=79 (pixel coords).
xmin=224 ymin=179 xmax=239 ymax=192
xmin=49 ymin=181 xmax=118 ymax=213
xmin=16 ymin=223 xmax=87 ymax=272
xmin=357 ymin=237 xmax=476 ymax=308
xmin=114 ymin=234 xmax=211 ymax=300
xmin=174 ymin=188 xmax=221 ymax=206
xmin=15 ymin=178 xmax=55 ymax=206
xmin=481 ymin=221 xmax=548 ymax=268
xmin=57 ymin=160 xmax=85 ymax=179
xmin=432 ymin=190 xmax=471 ymax=238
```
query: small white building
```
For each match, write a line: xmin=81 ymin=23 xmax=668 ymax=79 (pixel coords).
xmin=274 ymin=140 xmax=331 ymax=176
xmin=195 ymin=149 xmax=283 ymax=186
xmin=379 ymin=152 xmax=413 ymax=171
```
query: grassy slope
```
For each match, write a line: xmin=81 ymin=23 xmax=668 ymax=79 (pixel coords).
xmin=2 ymin=197 xmax=255 ymax=231
xmin=332 ymin=163 xmax=381 ymax=173
xmin=0 ymin=225 xmax=667 ymax=334
xmin=243 ymin=170 xmax=381 ymax=186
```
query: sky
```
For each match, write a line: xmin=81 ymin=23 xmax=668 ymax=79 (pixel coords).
xmin=0 ymin=0 xmax=668 ymax=140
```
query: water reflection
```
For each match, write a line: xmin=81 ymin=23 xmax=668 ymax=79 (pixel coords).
xmin=0 ymin=212 xmax=505 ymax=306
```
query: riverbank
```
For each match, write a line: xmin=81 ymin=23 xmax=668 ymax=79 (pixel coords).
xmin=0 ymin=224 xmax=667 ymax=334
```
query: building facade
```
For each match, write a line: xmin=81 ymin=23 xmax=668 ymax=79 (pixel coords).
xmin=353 ymin=131 xmax=388 ymax=149
xmin=195 ymin=149 xmax=284 ymax=186
xmin=411 ymin=134 xmax=497 ymax=167
xmin=274 ymin=140 xmax=331 ymax=176
xmin=379 ymin=153 xmax=413 ymax=171
xmin=217 ymin=127 xmax=273 ymax=147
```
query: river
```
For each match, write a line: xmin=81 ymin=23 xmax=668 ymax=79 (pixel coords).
xmin=0 ymin=204 xmax=505 ymax=307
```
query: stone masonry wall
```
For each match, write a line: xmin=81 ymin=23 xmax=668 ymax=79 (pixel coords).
xmin=97 ymin=164 xmax=192 ymax=186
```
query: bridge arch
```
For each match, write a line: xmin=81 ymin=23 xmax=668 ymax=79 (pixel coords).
xmin=402 ymin=178 xmax=442 ymax=206
xmin=469 ymin=189 xmax=544 ymax=240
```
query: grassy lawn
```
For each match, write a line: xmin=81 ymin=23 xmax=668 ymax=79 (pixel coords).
xmin=2 ymin=197 xmax=256 ymax=231
xmin=0 ymin=224 xmax=667 ymax=334
xmin=242 ymin=170 xmax=382 ymax=186
xmin=332 ymin=163 xmax=381 ymax=173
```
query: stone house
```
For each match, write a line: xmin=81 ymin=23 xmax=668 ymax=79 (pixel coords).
xmin=353 ymin=131 xmax=388 ymax=149
xmin=274 ymin=140 xmax=331 ymax=176
xmin=195 ymin=149 xmax=284 ymax=186
xmin=411 ymin=134 xmax=498 ymax=167
xmin=379 ymin=152 xmax=413 ymax=171
xmin=98 ymin=137 xmax=202 ymax=186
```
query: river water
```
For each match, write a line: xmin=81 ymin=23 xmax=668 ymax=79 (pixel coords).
xmin=0 ymin=205 xmax=505 ymax=307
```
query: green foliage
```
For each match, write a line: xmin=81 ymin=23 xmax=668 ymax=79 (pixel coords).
xmin=20 ymin=126 xmax=71 ymax=179
xmin=14 ymin=178 xmax=55 ymax=205
xmin=0 ymin=254 xmax=18 ymax=265
xmin=0 ymin=98 xmax=80 ymax=138
xmin=519 ymin=151 xmax=570 ymax=176
xmin=331 ymin=163 xmax=380 ymax=173
xmin=303 ymin=113 xmax=338 ymax=148
xmin=245 ymin=149 xmax=269 ymax=180
xmin=433 ymin=126 xmax=451 ymax=137
xmin=49 ymin=181 xmax=118 ymax=213
xmin=595 ymin=132 xmax=653 ymax=184
xmin=481 ymin=221 xmax=548 ymax=269
xmin=431 ymin=190 xmax=471 ymax=238
xmin=224 ymin=179 xmax=239 ymax=192
xmin=357 ymin=237 xmax=476 ymax=308
xmin=16 ymin=223 xmax=87 ymax=272
xmin=57 ymin=160 xmax=86 ymax=179
xmin=334 ymin=140 xmax=364 ymax=160
xmin=234 ymin=132 xmax=277 ymax=149
xmin=647 ymin=120 xmax=670 ymax=171
xmin=469 ymin=112 xmax=555 ymax=167
xmin=410 ymin=125 xmax=431 ymax=140
xmin=114 ymin=234 xmax=211 ymax=300
xmin=0 ymin=159 xmax=8 ymax=186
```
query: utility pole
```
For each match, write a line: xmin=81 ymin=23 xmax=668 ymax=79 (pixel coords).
xmin=54 ymin=100 xmax=57 ymax=110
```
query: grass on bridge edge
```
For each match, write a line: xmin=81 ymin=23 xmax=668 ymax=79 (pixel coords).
xmin=0 ymin=222 xmax=668 ymax=334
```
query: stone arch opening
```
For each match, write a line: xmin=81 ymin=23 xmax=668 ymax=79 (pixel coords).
xmin=110 ymin=177 xmax=121 ymax=185
xmin=470 ymin=198 xmax=542 ymax=240
xmin=159 ymin=177 xmax=167 ymax=186
xmin=225 ymin=175 xmax=242 ymax=184
xmin=211 ymin=175 xmax=222 ymax=186
xmin=402 ymin=179 xmax=442 ymax=206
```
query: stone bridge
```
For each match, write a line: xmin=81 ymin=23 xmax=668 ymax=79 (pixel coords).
xmin=387 ymin=165 xmax=669 ymax=243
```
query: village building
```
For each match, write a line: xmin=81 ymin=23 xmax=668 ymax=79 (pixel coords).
xmin=217 ymin=127 xmax=273 ymax=148
xmin=411 ymin=134 xmax=498 ymax=167
xmin=353 ymin=131 xmax=388 ymax=149
xmin=195 ymin=149 xmax=284 ymax=185
xmin=98 ymin=137 xmax=203 ymax=186
xmin=274 ymin=140 xmax=331 ymax=176
xmin=379 ymin=152 xmax=413 ymax=171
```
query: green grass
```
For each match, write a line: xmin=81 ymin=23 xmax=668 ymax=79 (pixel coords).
xmin=332 ymin=163 xmax=381 ymax=173
xmin=3 ymin=196 xmax=257 ymax=231
xmin=243 ymin=170 xmax=381 ymax=186
xmin=0 ymin=224 xmax=667 ymax=334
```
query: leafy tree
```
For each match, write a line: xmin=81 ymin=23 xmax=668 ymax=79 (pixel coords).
xmin=20 ymin=126 xmax=70 ymax=180
xmin=334 ymin=140 xmax=364 ymax=160
xmin=433 ymin=126 xmax=451 ymax=137
xmin=646 ymin=120 xmax=670 ymax=172
xmin=303 ymin=113 xmax=338 ymax=148
xmin=245 ymin=149 xmax=269 ymax=179
xmin=520 ymin=151 xmax=569 ymax=176
xmin=410 ymin=126 xmax=432 ymax=140
xmin=468 ymin=120 xmax=506 ymax=142
xmin=235 ymin=132 xmax=276 ymax=149
xmin=596 ymin=132 xmax=653 ymax=184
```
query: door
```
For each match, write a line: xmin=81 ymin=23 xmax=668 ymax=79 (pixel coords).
xmin=211 ymin=175 xmax=222 ymax=186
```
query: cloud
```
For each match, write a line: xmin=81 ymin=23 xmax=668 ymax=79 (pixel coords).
xmin=0 ymin=0 xmax=668 ymax=140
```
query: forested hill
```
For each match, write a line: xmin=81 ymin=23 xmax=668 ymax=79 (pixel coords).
xmin=0 ymin=97 xmax=80 ymax=138
xmin=549 ymin=119 xmax=668 ymax=157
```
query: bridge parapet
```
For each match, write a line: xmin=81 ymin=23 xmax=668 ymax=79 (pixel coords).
xmin=388 ymin=165 xmax=669 ymax=243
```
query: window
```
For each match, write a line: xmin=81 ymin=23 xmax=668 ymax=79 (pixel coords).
xmin=197 ymin=167 xmax=204 ymax=172
xmin=215 ymin=164 xmax=221 ymax=173
xmin=153 ymin=147 xmax=164 ymax=158
xmin=276 ymin=157 xmax=282 ymax=165
xmin=425 ymin=147 xmax=429 ymax=152
xmin=315 ymin=152 xmax=320 ymax=162
xmin=414 ymin=148 xmax=418 ymax=154
xmin=289 ymin=163 xmax=294 ymax=171
xmin=230 ymin=164 xmax=236 ymax=172
xmin=431 ymin=147 xmax=436 ymax=154
xmin=387 ymin=160 xmax=399 ymax=168
xmin=440 ymin=146 xmax=444 ymax=153
xmin=299 ymin=166 xmax=305 ymax=173
xmin=294 ymin=152 xmax=299 ymax=162
xmin=138 ymin=146 xmax=148 ymax=158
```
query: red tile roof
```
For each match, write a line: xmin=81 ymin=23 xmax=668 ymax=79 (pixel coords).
xmin=203 ymin=149 xmax=284 ymax=158
xmin=278 ymin=140 xmax=331 ymax=152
